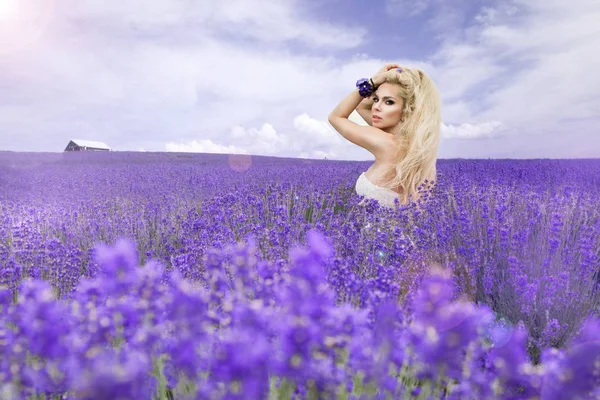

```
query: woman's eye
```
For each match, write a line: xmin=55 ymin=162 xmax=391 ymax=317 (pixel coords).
xmin=386 ymin=101 xmax=394 ymax=105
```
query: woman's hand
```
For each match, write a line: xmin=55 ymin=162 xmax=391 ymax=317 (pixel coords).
xmin=371 ymin=63 xmax=402 ymax=87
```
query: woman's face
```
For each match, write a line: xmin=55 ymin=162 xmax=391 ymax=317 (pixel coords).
xmin=371 ymin=83 xmax=404 ymax=132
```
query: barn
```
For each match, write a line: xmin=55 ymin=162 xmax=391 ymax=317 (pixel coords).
xmin=64 ymin=139 xmax=112 ymax=152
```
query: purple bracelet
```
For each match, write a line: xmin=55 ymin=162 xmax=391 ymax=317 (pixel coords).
xmin=357 ymin=69 xmax=402 ymax=97
xmin=356 ymin=78 xmax=374 ymax=98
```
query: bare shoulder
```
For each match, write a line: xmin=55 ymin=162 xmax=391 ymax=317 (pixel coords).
xmin=374 ymin=134 xmax=397 ymax=158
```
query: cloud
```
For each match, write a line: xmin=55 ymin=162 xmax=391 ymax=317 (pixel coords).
xmin=165 ymin=139 xmax=248 ymax=154
xmin=313 ymin=150 xmax=337 ymax=159
xmin=385 ymin=0 xmax=432 ymax=18
xmin=167 ymin=114 xmax=358 ymax=160
xmin=167 ymin=123 xmax=287 ymax=155
xmin=229 ymin=123 xmax=289 ymax=154
xmin=426 ymin=0 xmax=600 ymax=139
xmin=0 ymin=3 xmax=397 ymax=159
xmin=57 ymin=0 xmax=366 ymax=50
xmin=293 ymin=113 xmax=344 ymax=148
xmin=166 ymin=112 xmax=367 ymax=160
xmin=0 ymin=0 xmax=55 ymax=55
xmin=1 ymin=0 xmax=598 ymax=159
xmin=300 ymin=149 xmax=337 ymax=160
xmin=0 ymin=0 xmax=373 ymax=154
xmin=442 ymin=121 xmax=507 ymax=140
xmin=380 ymin=0 xmax=599 ymax=147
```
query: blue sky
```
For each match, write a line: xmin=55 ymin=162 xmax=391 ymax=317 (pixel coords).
xmin=0 ymin=0 xmax=598 ymax=159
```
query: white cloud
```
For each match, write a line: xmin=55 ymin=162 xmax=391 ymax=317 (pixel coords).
xmin=442 ymin=121 xmax=506 ymax=140
xmin=0 ymin=2 xmax=371 ymax=153
xmin=1 ymin=0 xmax=599 ymax=159
xmin=297 ymin=150 xmax=338 ymax=160
xmin=426 ymin=0 xmax=600 ymax=143
xmin=293 ymin=113 xmax=344 ymax=148
xmin=0 ymin=0 xmax=55 ymax=55
xmin=166 ymin=113 xmax=367 ymax=160
xmin=0 ymin=7 xmax=395 ymax=158
xmin=290 ymin=113 xmax=372 ymax=160
xmin=385 ymin=0 xmax=431 ymax=17
xmin=313 ymin=150 xmax=337 ymax=159
xmin=166 ymin=123 xmax=286 ymax=155
xmin=165 ymin=139 xmax=248 ymax=154
xmin=228 ymin=123 xmax=289 ymax=155
xmin=56 ymin=0 xmax=366 ymax=50
xmin=379 ymin=0 xmax=599 ymax=152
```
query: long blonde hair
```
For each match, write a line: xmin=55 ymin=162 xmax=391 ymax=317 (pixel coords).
xmin=379 ymin=66 xmax=441 ymax=205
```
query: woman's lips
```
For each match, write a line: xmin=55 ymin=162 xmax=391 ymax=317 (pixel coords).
xmin=372 ymin=115 xmax=382 ymax=121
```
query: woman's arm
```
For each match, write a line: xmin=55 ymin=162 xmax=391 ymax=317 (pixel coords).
xmin=354 ymin=63 xmax=401 ymax=125
xmin=329 ymin=69 xmax=389 ymax=121
xmin=328 ymin=63 xmax=401 ymax=155
xmin=328 ymin=87 xmax=388 ymax=155
xmin=329 ymin=87 xmax=365 ymax=120
xmin=356 ymin=96 xmax=374 ymax=126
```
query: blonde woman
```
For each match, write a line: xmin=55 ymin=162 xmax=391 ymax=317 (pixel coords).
xmin=328 ymin=63 xmax=442 ymax=208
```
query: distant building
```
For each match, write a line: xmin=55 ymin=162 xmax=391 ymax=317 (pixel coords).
xmin=64 ymin=139 xmax=111 ymax=152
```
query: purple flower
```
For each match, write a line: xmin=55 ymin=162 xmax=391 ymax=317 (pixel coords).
xmin=409 ymin=271 xmax=487 ymax=382
xmin=70 ymin=348 xmax=153 ymax=400
xmin=486 ymin=325 xmax=542 ymax=398
xmin=541 ymin=318 xmax=600 ymax=399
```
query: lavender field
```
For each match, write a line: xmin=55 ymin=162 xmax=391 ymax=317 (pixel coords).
xmin=1 ymin=151 xmax=600 ymax=399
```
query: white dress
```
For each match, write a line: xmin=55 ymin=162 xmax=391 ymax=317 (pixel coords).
xmin=355 ymin=172 xmax=415 ymax=249
xmin=355 ymin=172 xmax=400 ymax=208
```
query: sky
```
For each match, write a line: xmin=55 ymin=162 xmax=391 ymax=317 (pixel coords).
xmin=0 ymin=0 xmax=598 ymax=160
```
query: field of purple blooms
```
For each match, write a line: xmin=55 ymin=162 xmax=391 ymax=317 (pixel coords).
xmin=1 ymin=150 xmax=600 ymax=399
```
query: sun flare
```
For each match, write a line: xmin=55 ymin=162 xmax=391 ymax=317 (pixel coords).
xmin=0 ymin=0 xmax=56 ymax=54
xmin=0 ymin=0 xmax=19 ymax=20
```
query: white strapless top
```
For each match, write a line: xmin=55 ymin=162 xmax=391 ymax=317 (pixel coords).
xmin=355 ymin=172 xmax=400 ymax=208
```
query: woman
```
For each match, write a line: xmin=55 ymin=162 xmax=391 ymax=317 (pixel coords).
xmin=328 ymin=63 xmax=442 ymax=208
